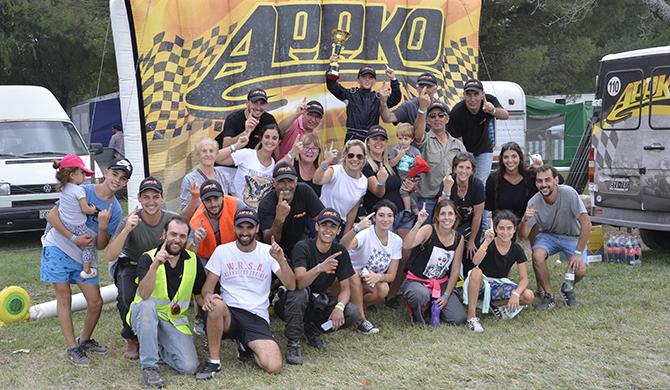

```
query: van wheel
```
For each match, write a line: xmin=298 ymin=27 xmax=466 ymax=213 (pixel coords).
xmin=640 ymin=229 xmax=670 ymax=250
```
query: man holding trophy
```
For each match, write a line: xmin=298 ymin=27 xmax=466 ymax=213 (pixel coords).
xmin=325 ymin=29 xmax=402 ymax=142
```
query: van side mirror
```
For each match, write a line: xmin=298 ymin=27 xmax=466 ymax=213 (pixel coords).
xmin=89 ymin=143 xmax=103 ymax=155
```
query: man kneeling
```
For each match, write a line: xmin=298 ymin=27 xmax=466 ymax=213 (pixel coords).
xmin=196 ymin=208 xmax=295 ymax=379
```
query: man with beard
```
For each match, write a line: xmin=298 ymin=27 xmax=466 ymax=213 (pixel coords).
xmin=275 ymin=208 xmax=360 ymax=365
xmin=196 ymin=208 xmax=296 ymax=378
xmin=127 ymin=216 xmax=206 ymax=388
xmin=216 ymin=88 xmax=277 ymax=150
xmin=258 ymin=162 xmax=324 ymax=256
xmin=519 ymin=165 xmax=591 ymax=310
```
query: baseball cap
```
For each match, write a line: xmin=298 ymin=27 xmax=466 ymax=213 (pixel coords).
xmin=112 ymin=124 xmax=123 ymax=131
xmin=139 ymin=176 xmax=163 ymax=194
xmin=234 ymin=208 xmax=259 ymax=226
xmin=108 ymin=158 xmax=133 ymax=179
xmin=366 ymin=125 xmax=388 ymax=140
xmin=58 ymin=154 xmax=94 ymax=176
xmin=357 ymin=65 xmax=376 ymax=78
xmin=305 ymin=100 xmax=324 ymax=117
xmin=317 ymin=208 xmax=342 ymax=226
xmin=417 ymin=72 xmax=438 ymax=87
xmin=199 ymin=179 xmax=223 ymax=201
xmin=427 ymin=101 xmax=450 ymax=114
xmin=463 ymin=79 xmax=484 ymax=92
xmin=273 ymin=162 xmax=298 ymax=181
xmin=247 ymin=88 xmax=268 ymax=103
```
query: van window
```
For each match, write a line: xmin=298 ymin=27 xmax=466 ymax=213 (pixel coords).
xmin=0 ymin=121 xmax=88 ymax=158
xmin=649 ymin=66 xmax=670 ymax=130
xmin=602 ymin=69 xmax=643 ymax=130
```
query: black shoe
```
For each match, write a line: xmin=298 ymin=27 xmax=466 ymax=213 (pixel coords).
xmin=77 ymin=338 xmax=108 ymax=354
xmin=236 ymin=340 xmax=253 ymax=363
xmin=305 ymin=324 xmax=326 ymax=350
xmin=285 ymin=341 xmax=303 ymax=365
xmin=67 ymin=346 xmax=91 ymax=366
xmin=385 ymin=296 xmax=401 ymax=310
xmin=400 ymin=210 xmax=415 ymax=224
xmin=195 ymin=361 xmax=221 ymax=381
xmin=535 ymin=292 xmax=556 ymax=310
xmin=141 ymin=367 xmax=164 ymax=387
xmin=560 ymin=283 xmax=578 ymax=306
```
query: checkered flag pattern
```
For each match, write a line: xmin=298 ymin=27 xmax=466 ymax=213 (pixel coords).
xmin=592 ymin=130 xmax=619 ymax=168
xmin=439 ymin=38 xmax=479 ymax=107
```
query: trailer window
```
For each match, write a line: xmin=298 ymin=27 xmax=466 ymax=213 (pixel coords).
xmin=601 ymin=69 xmax=643 ymax=130
xmin=649 ymin=66 xmax=670 ymax=130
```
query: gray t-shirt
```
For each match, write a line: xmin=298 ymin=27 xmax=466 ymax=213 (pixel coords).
xmin=59 ymin=183 xmax=88 ymax=227
xmin=180 ymin=167 xmax=234 ymax=210
xmin=527 ymin=185 xmax=587 ymax=238
xmin=115 ymin=209 xmax=179 ymax=261
xmin=393 ymin=98 xmax=420 ymax=125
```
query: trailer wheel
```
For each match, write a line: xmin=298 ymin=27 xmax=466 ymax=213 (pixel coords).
xmin=640 ymin=229 xmax=670 ymax=250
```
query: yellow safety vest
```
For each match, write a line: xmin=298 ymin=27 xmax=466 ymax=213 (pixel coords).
xmin=127 ymin=248 xmax=198 ymax=335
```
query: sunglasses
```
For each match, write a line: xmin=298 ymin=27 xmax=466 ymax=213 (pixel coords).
xmin=428 ymin=113 xmax=447 ymax=119
xmin=347 ymin=153 xmax=365 ymax=160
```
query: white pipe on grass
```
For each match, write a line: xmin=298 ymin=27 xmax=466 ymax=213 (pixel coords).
xmin=29 ymin=285 xmax=118 ymax=320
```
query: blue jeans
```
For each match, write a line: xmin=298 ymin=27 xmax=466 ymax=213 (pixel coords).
xmin=475 ymin=152 xmax=493 ymax=230
xmin=416 ymin=197 xmax=437 ymax=226
xmin=130 ymin=299 xmax=199 ymax=374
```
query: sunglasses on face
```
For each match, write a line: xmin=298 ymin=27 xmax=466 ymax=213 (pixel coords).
xmin=347 ymin=153 xmax=365 ymax=160
xmin=428 ymin=113 xmax=447 ymax=119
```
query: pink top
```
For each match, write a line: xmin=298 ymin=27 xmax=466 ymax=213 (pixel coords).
xmin=278 ymin=116 xmax=305 ymax=160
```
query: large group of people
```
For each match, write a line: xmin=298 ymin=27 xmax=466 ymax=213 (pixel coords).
xmin=39 ymin=59 xmax=592 ymax=387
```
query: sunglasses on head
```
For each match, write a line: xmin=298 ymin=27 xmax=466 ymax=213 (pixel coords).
xmin=428 ymin=112 xmax=447 ymax=118
xmin=346 ymin=153 xmax=365 ymax=160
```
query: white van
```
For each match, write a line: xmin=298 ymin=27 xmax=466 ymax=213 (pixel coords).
xmin=481 ymin=81 xmax=527 ymax=160
xmin=0 ymin=86 xmax=100 ymax=233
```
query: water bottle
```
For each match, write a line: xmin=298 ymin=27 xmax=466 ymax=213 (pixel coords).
xmin=430 ymin=300 xmax=441 ymax=328
xmin=563 ymin=270 xmax=575 ymax=292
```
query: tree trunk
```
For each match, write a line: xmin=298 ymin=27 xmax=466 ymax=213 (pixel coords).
xmin=642 ymin=0 xmax=670 ymax=24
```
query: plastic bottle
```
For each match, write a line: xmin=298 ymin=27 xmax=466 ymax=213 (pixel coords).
xmin=632 ymin=236 xmax=642 ymax=266
xmin=617 ymin=235 xmax=626 ymax=263
xmin=625 ymin=236 xmax=635 ymax=265
xmin=430 ymin=300 xmax=441 ymax=328
xmin=606 ymin=235 xmax=614 ymax=263
xmin=563 ymin=270 xmax=575 ymax=292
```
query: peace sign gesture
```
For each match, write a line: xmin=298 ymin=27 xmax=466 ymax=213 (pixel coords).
xmin=323 ymin=141 xmax=339 ymax=164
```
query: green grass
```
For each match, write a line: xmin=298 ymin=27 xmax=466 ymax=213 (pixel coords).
xmin=1 ymin=231 xmax=669 ymax=389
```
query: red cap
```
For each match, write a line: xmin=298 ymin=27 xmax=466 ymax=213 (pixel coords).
xmin=58 ymin=154 xmax=94 ymax=176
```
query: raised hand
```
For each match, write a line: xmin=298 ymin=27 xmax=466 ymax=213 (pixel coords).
xmin=189 ymin=181 xmax=200 ymax=198
xmin=385 ymin=64 xmax=396 ymax=80
xmin=98 ymin=204 xmax=112 ymax=231
xmin=124 ymin=206 xmax=141 ymax=233
xmin=269 ymin=236 xmax=285 ymax=261
xmin=416 ymin=202 xmax=429 ymax=225
xmin=378 ymin=84 xmax=391 ymax=102
xmin=442 ymin=174 xmax=455 ymax=193
xmin=483 ymin=226 xmax=495 ymax=243
xmin=376 ymin=166 xmax=389 ymax=184
xmin=329 ymin=54 xmax=339 ymax=63
xmin=245 ymin=116 xmax=259 ymax=133
xmin=155 ymin=241 xmax=169 ymax=265
xmin=418 ymin=87 xmax=431 ymax=111
xmin=193 ymin=220 xmax=207 ymax=246
xmin=323 ymin=141 xmax=338 ymax=164
xmin=356 ymin=213 xmax=375 ymax=231
xmin=483 ymin=95 xmax=495 ymax=114
xmin=236 ymin=131 xmax=250 ymax=149
xmin=276 ymin=191 xmax=291 ymax=222
xmin=522 ymin=205 xmax=536 ymax=223
xmin=296 ymin=97 xmax=307 ymax=115
xmin=321 ymin=251 xmax=341 ymax=274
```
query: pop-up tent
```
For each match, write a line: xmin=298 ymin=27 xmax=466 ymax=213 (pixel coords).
xmin=526 ymin=96 xmax=593 ymax=167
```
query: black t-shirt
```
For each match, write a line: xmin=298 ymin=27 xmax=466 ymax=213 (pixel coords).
xmin=447 ymin=94 xmax=502 ymax=156
xmin=137 ymin=244 xmax=207 ymax=300
xmin=446 ymin=176 xmax=485 ymax=230
xmin=290 ymin=239 xmax=355 ymax=294
xmin=361 ymin=162 xmax=403 ymax=214
xmin=408 ymin=230 xmax=462 ymax=279
xmin=478 ymin=241 xmax=527 ymax=279
xmin=258 ymin=183 xmax=324 ymax=256
xmin=294 ymin=160 xmax=322 ymax=197
xmin=485 ymin=173 xmax=538 ymax=220
xmin=215 ymin=109 xmax=277 ymax=150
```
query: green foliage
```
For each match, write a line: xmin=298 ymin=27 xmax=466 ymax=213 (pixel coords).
xmin=480 ymin=0 xmax=670 ymax=95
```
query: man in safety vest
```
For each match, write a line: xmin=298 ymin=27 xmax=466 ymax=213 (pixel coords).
xmin=127 ymin=216 xmax=206 ymax=388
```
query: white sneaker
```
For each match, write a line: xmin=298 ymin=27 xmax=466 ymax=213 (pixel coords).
xmin=466 ymin=317 xmax=484 ymax=333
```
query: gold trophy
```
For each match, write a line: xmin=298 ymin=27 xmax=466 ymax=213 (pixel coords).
xmin=326 ymin=28 xmax=351 ymax=80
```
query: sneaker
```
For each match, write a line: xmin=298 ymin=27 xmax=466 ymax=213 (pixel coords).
xmin=357 ymin=319 xmax=380 ymax=335
xmin=305 ymin=324 xmax=326 ymax=350
xmin=466 ymin=317 xmax=484 ymax=333
xmin=141 ymin=367 xmax=164 ymax=387
xmin=235 ymin=340 xmax=253 ymax=363
xmin=195 ymin=361 xmax=221 ymax=381
xmin=560 ymin=283 xmax=578 ymax=306
xmin=385 ymin=296 xmax=400 ymax=310
xmin=77 ymin=338 xmax=108 ymax=354
xmin=489 ymin=304 xmax=503 ymax=319
xmin=285 ymin=341 xmax=303 ymax=365
xmin=193 ymin=317 xmax=205 ymax=336
xmin=67 ymin=346 xmax=91 ymax=366
xmin=123 ymin=338 xmax=139 ymax=360
xmin=400 ymin=210 xmax=415 ymax=224
xmin=535 ymin=292 xmax=556 ymax=310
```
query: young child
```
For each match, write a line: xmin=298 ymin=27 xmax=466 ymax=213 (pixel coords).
xmin=52 ymin=154 xmax=98 ymax=278
xmin=389 ymin=123 xmax=423 ymax=224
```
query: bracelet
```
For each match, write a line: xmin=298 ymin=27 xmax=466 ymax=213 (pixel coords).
xmin=353 ymin=224 xmax=361 ymax=233
xmin=491 ymin=108 xmax=497 ymax=116
xmin=287 ymin=152 xmax=294 ymax=160
xmin=574 ymin=249 xmax=583 ymax=255
xmin=417 ymin=109 xmax=426 ymax=115
xmin=317 ymin=263 xmax=321 ymax=273
xmin=230 ymin=144 xmax=237 ymax=153
xmin=442 ymin=292 xmax=449 ymax=300
xmin=440 ymin=191 xmax=447 ymax=197
xmin=320 ymin=163 xmax=329 ymax=171
xmin=376 ymin=181 xmax=385 ymax=187
xmin=70 ymin=234 xmax=77 ymax=242
xmin=511 ymin=291 xmax=520 ymax=297
xmin=335 ymin=302 xmax=345 ymax=311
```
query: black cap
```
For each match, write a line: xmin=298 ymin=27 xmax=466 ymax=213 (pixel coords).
xmin=139 ymin=176 xmax=163 ymax=194
xmin=357 ymin=65 xmax=376 ymax=78
xmin=108 ymin=158 xmax=133 ymax=179
xmin=112 ymin=123 xmax=123 ymax=131
xmin=234 ymin=208 xmax=259 ymax=226
xmin=247 ymin=88 xmax=268 ymax=103
xmin=199 ymin=179 xmax=223 ymax=201
xmin=427 ymin=101 xmax=450 ymax=115
xmin=273 ymin=162 xmax=298 ymax=181
xmin=463 ymin=79 xmax=484 ymax=92
xmin=317 ymin=208 xmax=342 ymax=226
xmin=417 ymin=72 xmax=438 ymax=87
xmin=305 ymin=100 xmax=324 ymax=117
xmin=366 ymin=125 xmax=388 ymax=140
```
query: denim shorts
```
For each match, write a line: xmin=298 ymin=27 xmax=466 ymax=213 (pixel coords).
xmin=40 ymin=246 xmax=99 ymax=285
xmin=533 ymin=232 xmax=589 ymax=264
